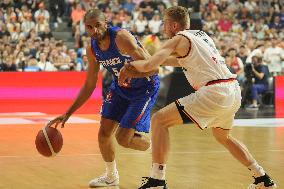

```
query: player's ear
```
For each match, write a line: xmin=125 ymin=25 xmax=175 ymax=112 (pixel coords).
xmin=173 ymin=22 xmax=179 ymax=30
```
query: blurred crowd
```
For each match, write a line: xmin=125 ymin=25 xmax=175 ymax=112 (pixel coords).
xmin=0 ymin=0 xmax=283 ymax=76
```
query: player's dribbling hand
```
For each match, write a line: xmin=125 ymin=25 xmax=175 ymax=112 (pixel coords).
xmin=46 ymin=113 xmax=71 ymax=128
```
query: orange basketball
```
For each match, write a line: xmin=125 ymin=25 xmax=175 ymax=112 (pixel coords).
xmin=35 ymin=126 xmax=63 ymax=157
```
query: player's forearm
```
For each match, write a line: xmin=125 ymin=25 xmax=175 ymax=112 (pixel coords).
xmin=131 ymin=54 xmax=165 ymax=72
xmin=130 ymin=60 xmax=151 ymax=72
xmin=162 ymin=56 xmax=181 ymax=67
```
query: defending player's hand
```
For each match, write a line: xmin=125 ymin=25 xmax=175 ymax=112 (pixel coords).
xmin=118 ymin=62 xmax=135 ymax=86
xmin=46 ymin=113 xmax=71 ymax=128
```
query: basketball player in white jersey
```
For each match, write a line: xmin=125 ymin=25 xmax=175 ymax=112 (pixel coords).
xmin=119 ymin=6 xmax=276 ymax=189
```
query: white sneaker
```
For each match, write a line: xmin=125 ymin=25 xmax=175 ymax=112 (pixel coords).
xmin=89 ymin=172 xmax=119 ymax=188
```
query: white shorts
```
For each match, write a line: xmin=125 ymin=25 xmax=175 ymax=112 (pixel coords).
xmin=177 ymin=81 xmax=241 ymax=130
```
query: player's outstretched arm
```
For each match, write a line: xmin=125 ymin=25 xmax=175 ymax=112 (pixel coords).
xmin=130 ymin=35 xmax=184 ymax=72
xmin=116 ymin=29 xmax=158 ymax=78
xmin=162 ymin=56 xmax=182 ymax=67
xmin=47 ymin=46 xmax=100 ymax=128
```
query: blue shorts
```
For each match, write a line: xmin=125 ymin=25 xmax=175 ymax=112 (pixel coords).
xmin=101 ymin=88 xmax=159 ymax=133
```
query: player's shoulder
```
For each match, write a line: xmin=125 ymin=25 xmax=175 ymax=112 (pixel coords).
xmin=116 ymin=28 xmax=134 ymax=39
xmin=115 ymin=29 xmax=137 ymax=47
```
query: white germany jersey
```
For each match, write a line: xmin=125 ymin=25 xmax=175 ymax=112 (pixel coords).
xmin=176 ymin=30 xmax=236 ymax=90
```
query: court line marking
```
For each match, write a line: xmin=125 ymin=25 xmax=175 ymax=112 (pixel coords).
xmin=0 ymin=112 xmax=47 ymax=116
xmin=1 ymin=149 xmax=283 ymax=158
xmin=0 ymin=116 xmax=99 ymax=125
xmin=234 ymin=118 xmax=284 ymax=127
xmin=0 ymin=112 xmax=284 ymax=127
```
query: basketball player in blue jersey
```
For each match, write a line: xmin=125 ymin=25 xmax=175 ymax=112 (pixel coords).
xmin=47 ymin=9 xmax=159 ymax=187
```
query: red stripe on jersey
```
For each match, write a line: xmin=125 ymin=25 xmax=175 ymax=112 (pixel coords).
xmin=206 ymin=78 xmax=236 ymax=86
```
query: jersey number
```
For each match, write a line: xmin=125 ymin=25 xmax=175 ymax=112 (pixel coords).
xmin=112 ymin=68 xmax=119 ymax=77
xmin=112 ymin=67 xmax=131 ymax=87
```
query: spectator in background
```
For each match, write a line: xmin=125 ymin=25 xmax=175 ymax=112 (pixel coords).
xmin=97 ymin=0 xmax=110 ymax=12
xmin=133 ymin=13 xmax=148 ymax=38
xmin=25 ymin=57 xmax=41 ymax=71
xmin=71 ymin=3 xmax=86 ymax=41
xmin=225 ymin=54 xmax=236 ymax=74
xmin=217 ymin=11 xmax=233 ymax=32
xmin=269 ymin=15 xmax=284 ymax=32
xmin=49 ymin=0 xmax=65 ymax=28
xmin=1 ymin=0 xmax=12 ymax=11
xmin=111 ymin=0 xmax=122 ymax=13
xmin=38 ymin=52 xmax=57 ymax=71
xmin=139 ymin=0 xmax=156 ymax=14
xmin=15 ymin=51 xmax=27 ymax=71
xmin=227 ymin=0 xmax=243 ymax=14
xmin=246 ymin=56 xmax=269 ymax=110
xmin=0 ymin=54 xmax=17 ymax=71
xmin=244 ymin=0 xmax=257 ymax=13
xmin=142 ymin=5 xmax=154 ymax=20
xmin=6 ymin=14 xmax=21 ymax=41
xmin=227 ymin=48 xmax=245 ymax=85
xmin=148 ymin=13 xmax=162 ymax=36
xmin=121 ymin=13 xmax=134 ymax=32
xmin=35 ymin=15 xmax=49 ymax=36
xmin=246 ymin=44 xmax=266 ymax=64
xmin=69 ymin=49 xmax=83 ymax=70
xmin=77 ymin=40 xmax=88 ymax=58
xmin=77 ymin=54 xmax=88 ymax=71
xmin=104 ymin=7 xmax=114 ymax=22
xmin=71 ymin=3 xmax=86 ymax=27
xmin=21 ymin=12 xmax=35 ymax=37
xmin=237 ymin=45 xmax=248 ymax=64
xmin=132 ymin=6 xmax=142 ymax=21
xmin=34 ymin=2 xmax=50 ymax=23
xmin=123 ymin=0 xmax=135 ymax=14
xmin=236 ymin=6 xmax=252 ymax=29
xmin=263 ymin=38 xmax=284 ymax=75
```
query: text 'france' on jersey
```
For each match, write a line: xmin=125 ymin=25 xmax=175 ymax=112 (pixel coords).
xmin=90 ymin=26 xmax=159 ymax=99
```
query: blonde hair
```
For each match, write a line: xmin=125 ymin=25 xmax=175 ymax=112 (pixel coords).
xmin=164 ymin=6 xmax=190 ymax=29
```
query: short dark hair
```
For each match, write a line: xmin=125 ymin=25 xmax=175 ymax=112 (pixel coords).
xmin=252 ymin=55 xmax=262 ymax=63
xmin=228 ymin=47 xmax=236 ymax=52
xmin=83 ymin=8 xmax=106 ymax=22
xmin=164 ymin=6 xmax=190 ymax=29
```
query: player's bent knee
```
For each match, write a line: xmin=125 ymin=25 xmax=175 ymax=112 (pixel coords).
xmin=151 ymin=111 xmax=165 ymax=126
xmin=212 ymin=130 xmax=230 ymax=145
xmin=115 ymin=133 xmax=130 ymax=148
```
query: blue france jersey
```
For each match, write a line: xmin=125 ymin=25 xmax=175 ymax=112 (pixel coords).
xmin=91 ymin=26 xmax=159 ymax=99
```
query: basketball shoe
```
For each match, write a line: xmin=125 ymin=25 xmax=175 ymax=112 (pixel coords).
xmin=89 ymin=171 xmax=119 ymax=187
xmin=138 ymin=177 xmax=169 ymax=189
xmin=248 ymin=173 xmax=277 ymax=189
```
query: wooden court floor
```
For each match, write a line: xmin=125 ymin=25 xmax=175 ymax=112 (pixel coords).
xmin=0 ymin=114 xmax=283 ymax=189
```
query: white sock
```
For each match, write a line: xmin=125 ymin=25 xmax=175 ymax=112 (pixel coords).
xmin=248 ymin=162 xmax=265 ymax=177
xmin=150 ymin=163 xmax=166 ymax=180
xmin=106 ymin=160 xmax=117 ymax=176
